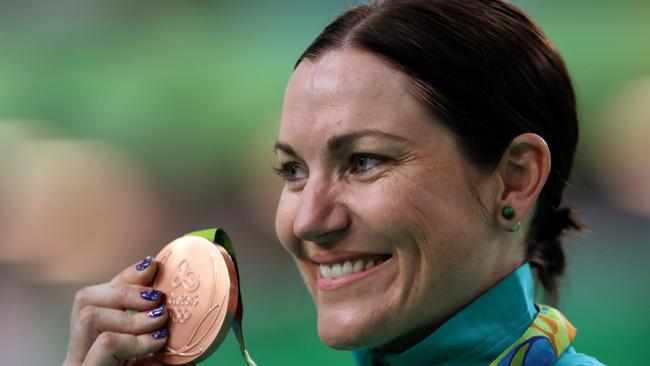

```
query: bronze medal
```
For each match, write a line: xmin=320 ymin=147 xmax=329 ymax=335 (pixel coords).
xmin=152 ymin=235 xmax=239 ymax=365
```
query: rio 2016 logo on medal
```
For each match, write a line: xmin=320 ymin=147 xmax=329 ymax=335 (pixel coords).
xmin=152 ymin=235 xmax=239 ymax=365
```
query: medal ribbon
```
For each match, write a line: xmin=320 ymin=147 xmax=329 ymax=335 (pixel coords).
xmin=185 ymin=228 xmax=257 ymax=366
xmin=490 ymin=304 xmax=576 ymax=366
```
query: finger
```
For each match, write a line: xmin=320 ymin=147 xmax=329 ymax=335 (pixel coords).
xmin=112 ymin=256 xmax=159 ymax=286
xmin=82 ymin=330 xmax=168 ymax=366
xmin=71 ymin=255 xmax=159 ymax=328
xmin=69 ymin=305 xmax=169 ymax=364
xmin=72 ymin=282 xmax=164 ymax=323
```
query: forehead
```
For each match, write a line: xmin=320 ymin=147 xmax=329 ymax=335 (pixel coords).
xmin=279 ymin=48 xmax=430 ymax=145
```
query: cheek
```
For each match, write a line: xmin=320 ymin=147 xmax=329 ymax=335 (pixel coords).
xmin=361 ymin=165 xmax=479 ymax=276
xmin=401 ymin=165 xmax=490 ymax=279
xmin=371 ymin=168 xmax=464 ymax=238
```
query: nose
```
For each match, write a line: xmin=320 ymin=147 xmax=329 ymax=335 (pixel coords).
xmin=293 ymin=175 xmax=350 ymax=244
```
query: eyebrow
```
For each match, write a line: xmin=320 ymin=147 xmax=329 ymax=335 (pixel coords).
xmin=273 ymin=129 xmax=411 ymax=157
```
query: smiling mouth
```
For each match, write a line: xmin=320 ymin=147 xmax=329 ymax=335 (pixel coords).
xmin=318 ymin=255 xmax=390 ymax=280
xmin=312 ymin=253 xmax=392 ymax=290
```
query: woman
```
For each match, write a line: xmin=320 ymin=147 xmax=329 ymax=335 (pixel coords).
xmin=64 ymin=0 xmax=603 ymax=365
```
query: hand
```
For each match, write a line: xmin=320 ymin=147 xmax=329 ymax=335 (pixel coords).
xmin=64 ymin=256 xmax=172 ymax=366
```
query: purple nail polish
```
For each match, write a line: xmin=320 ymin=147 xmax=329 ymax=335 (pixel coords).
xmin=147 ymin=305 xmax=165 ymax=318
xmin=152 ymin=328 xmax=168 ymax=339
xmin=136 ymin=256 xmax=153 ymax=271
xmin=140 ymin=289 xmax=161 ymax=301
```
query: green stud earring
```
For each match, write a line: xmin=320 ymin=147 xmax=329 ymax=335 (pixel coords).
xmin=501 ymin=206 xmax=516 ymax=220
xmin=510 ymin=222 xmax=521 ymax=232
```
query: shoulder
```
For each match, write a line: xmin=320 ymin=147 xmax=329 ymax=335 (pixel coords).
xmin=556 ymin=347 xmax=606 ymax=366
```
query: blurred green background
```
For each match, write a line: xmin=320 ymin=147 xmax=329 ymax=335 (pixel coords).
xmin=0 ymin=0 xmax=648 ymax=365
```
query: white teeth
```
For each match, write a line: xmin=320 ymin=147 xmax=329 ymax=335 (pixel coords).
xmin=365 ymin=260 xmax=375 ymax=270
xmin=353 ymin=260 xmax=364 ymax=273
xmin=331 ymin=263 xmax=343 ymax=277
xmin=342 ymin=261 xmax=353 ymax=276
xmin=319 ymin=257 xmax=386 ymax=280
xmin=320 ymin=264 xmax=332 ymax=278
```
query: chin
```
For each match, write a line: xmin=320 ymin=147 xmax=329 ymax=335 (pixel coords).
xmin=318 ymin=323 xmax=368 ymax=350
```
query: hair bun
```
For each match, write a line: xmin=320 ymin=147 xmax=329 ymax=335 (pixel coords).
xmin=528 ymin=207 xmax=587 ymax=303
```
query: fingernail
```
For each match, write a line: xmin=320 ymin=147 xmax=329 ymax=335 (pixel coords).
xmin=147 ymin=305 xmax=165 ymax=318
xmin=140 ymin=289 xmax=161 ymax=301
xmin=136 ymin=256 xmax=153 ymax=271
xmin=152 ymin=328 xmax=168 ymax=339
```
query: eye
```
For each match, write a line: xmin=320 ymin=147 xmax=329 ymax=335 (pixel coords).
xmin=350 ymin=154 xmax=387 ymax=174
xmin=273 ymin=162 xmax=307 ymax=182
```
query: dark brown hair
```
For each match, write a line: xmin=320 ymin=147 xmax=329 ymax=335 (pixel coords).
xmin=295 ymin=0 xmax=585 ymax=302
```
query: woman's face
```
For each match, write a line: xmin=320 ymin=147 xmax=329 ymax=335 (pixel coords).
xmin=274 ymin=49 xmax=499 ymax=351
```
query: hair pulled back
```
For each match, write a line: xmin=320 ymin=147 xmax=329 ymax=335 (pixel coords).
xmin=295 ymin=0 xmax=585 ymax=301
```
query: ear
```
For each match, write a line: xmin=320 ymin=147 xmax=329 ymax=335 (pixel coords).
xmin=494 ymin=133 xmax=551 ymax=231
